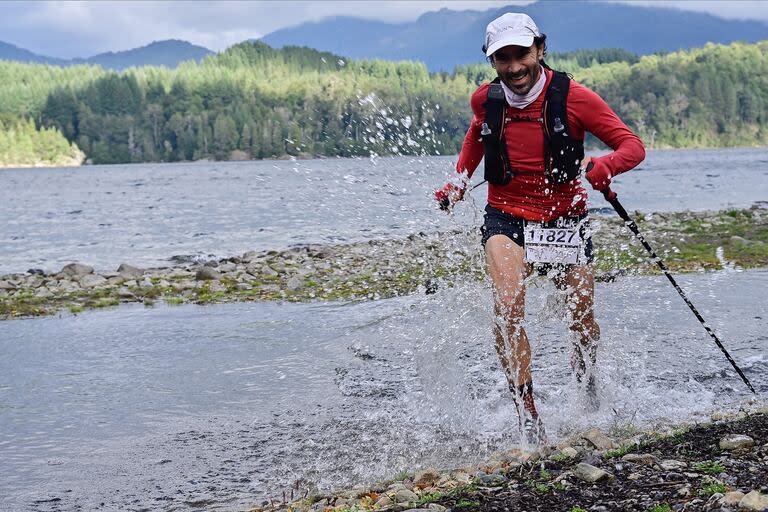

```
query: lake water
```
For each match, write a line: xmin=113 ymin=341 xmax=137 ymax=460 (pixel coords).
xmin=1 ymin=148 xmax=767 ymax=511
xmin=1 ymin=147 xmax=766 ymax=275
xmin=2 ymin=270 xmax=767 ymax=511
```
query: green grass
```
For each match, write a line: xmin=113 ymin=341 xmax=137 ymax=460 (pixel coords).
xmin=698 ymin=483 xmax=727 ymax=496
xmin=646 ymin=505 xmax=672 ymax=512
xmin=454 ymin=499 xmax=480 ymax=509
xmin=570 ymin=507 xmax=588 ymax=512
xmin=694 ymin=461 xmax=725 ymax=475
xmin=551 ymin=452 xmax=574 ymax=462
xmin=605 ymin=444 xmax=634 ymax=459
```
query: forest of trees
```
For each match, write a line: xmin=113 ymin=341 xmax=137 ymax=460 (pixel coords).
xmin=0 ymin=40 xmax=766 ymax=165
xmin=0 ymin=117 xmax=83 ymax=167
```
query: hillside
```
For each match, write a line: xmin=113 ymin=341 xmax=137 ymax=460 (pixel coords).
xmin=261 ymin=0 xmax=768 ymax=71
xmin=0 ymin=39 xmax=213 ymax=70
xmin=0 ymin=40 xmax=766 ymax=166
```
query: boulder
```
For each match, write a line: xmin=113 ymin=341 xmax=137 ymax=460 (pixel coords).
xmin=79 ymin=274 xmax=107 ymax=288
xmin=394 ymin=489 xmax=418 ymax=504
xmin=117 ymin=263 xmax=144 ymax=280
xmin=720 ymin=491 xmax=744 ymax=507
xmin=59 ymin=263 xmax=93 ymax=278
xmin=719 ymin=434 xmax=755 ymax=451
xmin=195 ymin=267 xmax=222 ymax=281
xmin=739 ymin=491 xmax=768 ymax=511
xmin=573 ymin=463 xmax=612 ymax=483
xmin=581 ymin=428 xmax=616 ymax=450
xmin=242 ymin=251 xmax=259 ymax=263
xmin=218 ymin=262 xmax=237 ymax=272
xmin=286 ymin=276 xmax=304 ymax=291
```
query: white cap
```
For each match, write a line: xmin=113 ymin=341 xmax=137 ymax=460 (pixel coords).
xmin=484 ymin=13 xmax=540 ymax=57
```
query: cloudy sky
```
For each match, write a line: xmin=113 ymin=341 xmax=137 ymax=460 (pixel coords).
xmin=2 ymin=0 xmax=767 ymax=58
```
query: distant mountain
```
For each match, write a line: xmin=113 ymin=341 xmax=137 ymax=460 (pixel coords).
xmin=261 ymin=0 xmax=768 ymax=70
xmin=74 ymin=40 xmax=214 ymax=70
xmin=0 ymin=40 xmax=67 ymax=65
xmin=0 ymin=39 xmax=213 ymax=70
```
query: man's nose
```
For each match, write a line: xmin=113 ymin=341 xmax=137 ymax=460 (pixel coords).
xmin=501 ymin=59 xmax=524 ymax=74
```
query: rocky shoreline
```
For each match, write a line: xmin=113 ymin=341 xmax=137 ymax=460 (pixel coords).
xmin=251 ymin=407 xmax=768 ymax=512
xmin=1 ymin=206 xmax=766 ymax=320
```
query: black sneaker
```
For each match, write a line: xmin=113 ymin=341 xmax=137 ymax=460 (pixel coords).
xmin=523 ymin=416 xmax=547 ymax=446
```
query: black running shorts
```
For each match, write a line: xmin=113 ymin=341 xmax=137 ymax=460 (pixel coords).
xmin=480 ymin=204 xmax=594 ymax=264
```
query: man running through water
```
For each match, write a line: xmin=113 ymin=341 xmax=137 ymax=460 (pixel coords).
xmin=436 ymin=13 xmax=645 ymax=445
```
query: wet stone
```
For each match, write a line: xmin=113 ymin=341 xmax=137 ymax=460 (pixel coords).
xmin=573 ymin=463 xmax=612 ymax=483
xmin=719 ymin=434 xmax=755 ymax=450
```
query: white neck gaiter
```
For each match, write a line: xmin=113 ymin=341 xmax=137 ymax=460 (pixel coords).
xmin=500 ymin=66 xmax=546 ymax=109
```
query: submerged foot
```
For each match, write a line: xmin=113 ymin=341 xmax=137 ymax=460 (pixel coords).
xmin=584 ymin=373 xmax=600 ymax=412
xmin=523 ymin=416 xmax=547 ymax=446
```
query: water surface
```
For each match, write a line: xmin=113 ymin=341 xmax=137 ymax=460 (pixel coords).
xmin=1 ymin=147 xmax=766 ymax=274
xmin=2 ymin=269 xmax=766 ymax=511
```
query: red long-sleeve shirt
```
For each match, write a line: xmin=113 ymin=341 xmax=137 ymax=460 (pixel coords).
xmin=456 ymin=68 xmax=645 ymax=221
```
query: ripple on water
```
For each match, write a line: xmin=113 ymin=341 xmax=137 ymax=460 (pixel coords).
xmin=1 ymin=271 xmax=766 ymax=510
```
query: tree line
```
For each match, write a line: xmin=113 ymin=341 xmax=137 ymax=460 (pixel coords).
xmin=0 ymin=40 xmax=766 ymax=166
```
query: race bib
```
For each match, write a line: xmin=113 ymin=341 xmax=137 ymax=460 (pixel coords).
xmin=524 ymin=219 xmax=584 ymax=265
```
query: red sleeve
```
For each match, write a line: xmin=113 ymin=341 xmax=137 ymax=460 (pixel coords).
xmin=568 ymin=81 xmax=645 ymax=177
xmin=455 ymin=84 xmax=488 ymax=178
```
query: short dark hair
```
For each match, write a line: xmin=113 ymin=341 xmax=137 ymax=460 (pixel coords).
xmin=486 ymin=32 xmax=548 ymax=64
xmin=534 ymin=33 xmax=547 ymax=58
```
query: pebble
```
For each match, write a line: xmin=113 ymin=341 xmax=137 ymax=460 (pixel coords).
xmin=559 ymin=446 xmax=579 ymax=458
xmin=622 ymin=453 xmax=657 ymax=466
xmin=374 ymin=495 xmax=392 ymax=508
xmin=476 ymin=473 xmax=507 ymax=486
xmin=719 ymin=434 xmax=755 ymax=450
xmin=573 ymin=462 xmax=612 ymax=483
xmin=659 ymin=459 xmax=687 ymax=471
xmin=740 ymin=490 xmax=768 ymax=511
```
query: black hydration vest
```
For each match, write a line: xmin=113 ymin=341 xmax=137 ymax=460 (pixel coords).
xmin=481 ymin=68 xmax=584 ymax=186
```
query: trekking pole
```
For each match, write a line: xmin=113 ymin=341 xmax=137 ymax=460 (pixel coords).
xmin=594 ymin=170 xmax=756 ymax=394
xmin=470 ymin=179 xmax=487 ymax=191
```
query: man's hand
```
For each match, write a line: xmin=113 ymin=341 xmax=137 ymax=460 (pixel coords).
xmin=434 ymin=183 xmax=465 ymax=212
xmin=582 ymin=157 xmax=612 ymax=192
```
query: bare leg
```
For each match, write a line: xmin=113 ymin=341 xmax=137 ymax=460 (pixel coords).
xmin=554 ymin=264 xmax=600 ymax=410
xmin=485 ymin=234 xmax=530 ymax=389
xmin=485 ymin=235 xmax=545 ymax=442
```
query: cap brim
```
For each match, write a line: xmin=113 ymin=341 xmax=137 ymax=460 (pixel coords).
xmin=485 ymin=35 xmax=535 ymax=56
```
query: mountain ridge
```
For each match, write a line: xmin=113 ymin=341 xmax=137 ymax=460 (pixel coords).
xmin=261 ymin=0 xmax=768 ymax=70
xmin=0 ymin=39 xmax=213 ymax=70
